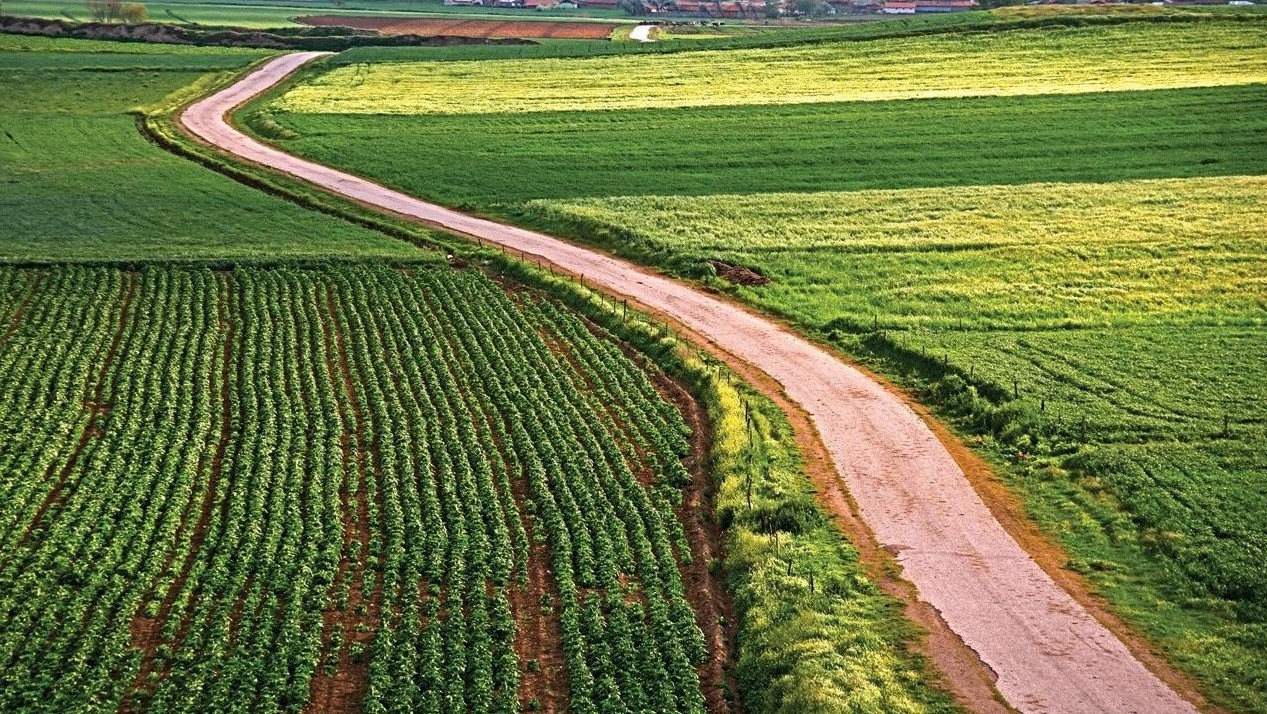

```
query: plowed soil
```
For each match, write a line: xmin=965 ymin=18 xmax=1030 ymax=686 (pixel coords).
xmin=299 ymin=15 xmax=618 ymax=40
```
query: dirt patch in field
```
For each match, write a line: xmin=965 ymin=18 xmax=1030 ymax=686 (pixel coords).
xmin=0 ymin=272 xmax=45 ymax=347
xmin=299 ymin=15 xmax=618 ymax=40
xmin=707 ymin=261 xmax=769 ymax=287
xmin=508 ymin=477 xmax=570 ymax=713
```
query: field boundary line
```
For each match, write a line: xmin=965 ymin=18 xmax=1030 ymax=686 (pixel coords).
xmin=176 ymin=52 xmax=1206 ymax=714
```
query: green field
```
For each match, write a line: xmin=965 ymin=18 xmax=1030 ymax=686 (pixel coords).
xmin=265 ymin=15 xmax=1267 ymax=711
xmin=278 ymin=22 xmax=1267 ymax=115
xmin=0 ymin=264 xmax=708 ymax=713
xmin=0 ymin=38 xmax=417 ymax=260
xmin=0 ymin=34 xmax=962 ymax=714
xmin=270 ymin=84 xmax=1267 ymax=204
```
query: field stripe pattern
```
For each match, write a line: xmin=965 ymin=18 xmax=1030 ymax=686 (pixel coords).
xmin=276 ymin=23 xmax=1267 ymax=115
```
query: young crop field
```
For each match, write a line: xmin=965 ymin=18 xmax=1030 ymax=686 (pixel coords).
xmin=0 ymin=37 xmax=416 ymax=260
xmin=262 ymin=14 xmax=1267 ymax=710
xmin=0 ymin=263 xmax=957 ymax=714
xmin=276 ymin=21 xmax=1267 ymax=115
xmin=0 ymin=264 xmax=705 ymax=713
xmin=269 ymin=84 xmax=1267 ymax=205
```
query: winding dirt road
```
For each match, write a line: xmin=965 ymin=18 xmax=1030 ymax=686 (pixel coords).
xmin=182 ymin=52 xmax=1199 ymax=714
xmin=630 ymin=24 xmax=655 ymax=42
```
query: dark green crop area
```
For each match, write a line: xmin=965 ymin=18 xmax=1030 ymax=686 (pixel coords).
xmin=271 ymin=83 xmax=1267 ymax=206
xmin=0 ymin=264 xmax=712 ymax=714
xmin=0 ymin=41 xmax=418 ymax=261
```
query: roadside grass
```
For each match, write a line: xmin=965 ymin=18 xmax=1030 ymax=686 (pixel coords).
xmin=706 ymin=355 xmax=960 ymax=714
xmin=268 ymin=83 xmax=1267 ymax=206
xmin=0 ymin=40 xmax=418 ymax=261
xmin=276 ymin=21 xmax=1267 ymax=115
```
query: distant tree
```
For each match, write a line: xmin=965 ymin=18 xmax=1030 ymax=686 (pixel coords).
xmin=617 ymin=0 xmax=646 ymax=14
xmin=119 ymin=2 xmax=146 ymax=22
xmin=86 ymin=0 xmax=121 ymax=21
xmin=87 ymin=0 xmax=145 ymax=21
xmin=764 ymin=0 xmax=780 ymax=16
xmin=793 ymin=0 xmax=826 ymax=14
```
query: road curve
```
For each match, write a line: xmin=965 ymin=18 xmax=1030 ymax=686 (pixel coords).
xmin=183 ymin=52 xmax=1198 ymax=714
xmin=630 ymin=24 xmax=655 ymax=42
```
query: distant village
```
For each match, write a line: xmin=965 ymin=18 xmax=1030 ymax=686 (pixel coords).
xmin=445 ymin=0 xmax=1252 ymax=16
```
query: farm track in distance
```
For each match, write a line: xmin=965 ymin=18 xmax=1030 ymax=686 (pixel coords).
xmin=182 ymin=52 xmax=1205 ymax=714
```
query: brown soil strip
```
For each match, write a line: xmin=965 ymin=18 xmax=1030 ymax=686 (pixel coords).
xmin=507 ymin=470 xmax=570 ymax=714
xmin=305 ymin=287 xmax=382 ymax=714
xmin=299 ymin=15 xmax=618 ymax=40
xmin=653 ymin=370 xmax=742 ymax=714
xmin=0 ymin=272 xmax=45 ymax=347
xmin=122 ymin=272 xmax=234 ymax=712
xmin=22 ymin=272 xmax=136 ymax=545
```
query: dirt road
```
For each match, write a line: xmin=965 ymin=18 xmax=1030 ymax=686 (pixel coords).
xmin=182 ymin=52 xmax=1199 ymax=714
xmin=630 ymin=24 xmax=655 ymax=42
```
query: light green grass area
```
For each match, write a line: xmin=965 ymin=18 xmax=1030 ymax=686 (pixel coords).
xmin=277 ymin=21 xmax=1267 ymax=114
xmin=522 ymin=176 xmax=1267 ymax=330
xmin=0 ymin=39 xmax=418 ymax=261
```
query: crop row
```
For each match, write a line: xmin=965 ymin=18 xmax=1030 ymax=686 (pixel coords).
xmin=0 ymin=265 xmax=711 ymax=713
